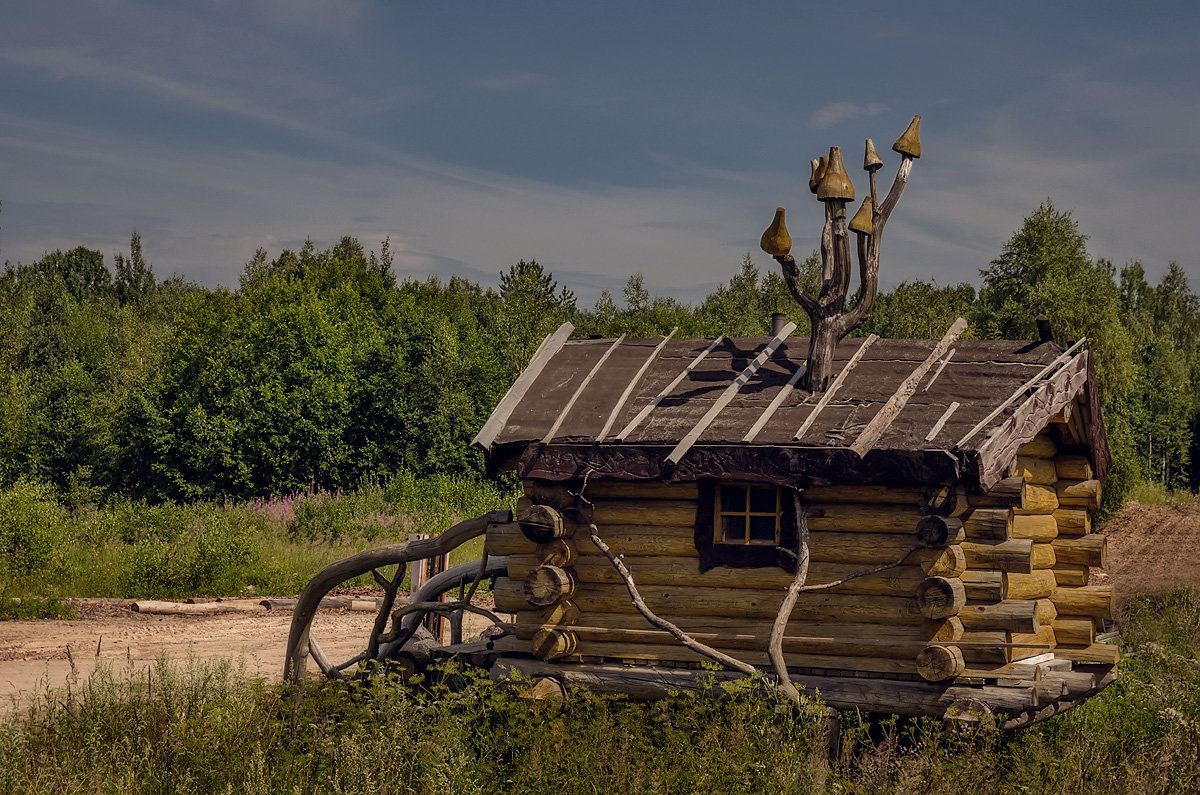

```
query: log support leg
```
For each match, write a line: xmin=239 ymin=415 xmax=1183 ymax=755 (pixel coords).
xmin=821 ymin=707 xmax=842 ymax=762
xmin=942 ymin=698 xmax=993 ymax=732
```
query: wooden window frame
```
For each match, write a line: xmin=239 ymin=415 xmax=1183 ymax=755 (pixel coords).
xmin=714 ymin=483 xmax=782 ymax=546
xmin=695 ymin=480 xmax=799 ymax=572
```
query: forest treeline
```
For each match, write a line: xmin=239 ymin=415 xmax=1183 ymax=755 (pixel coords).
xmin=1 ymin=201 xmax=1196 ymax=509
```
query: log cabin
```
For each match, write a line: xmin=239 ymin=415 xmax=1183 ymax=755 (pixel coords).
xmin=471 ymin=319 xmax=1118 ymax=729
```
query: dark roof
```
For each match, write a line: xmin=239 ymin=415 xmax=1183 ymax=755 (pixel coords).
xmin=474 ymin=324 xmax=1109 ymax=491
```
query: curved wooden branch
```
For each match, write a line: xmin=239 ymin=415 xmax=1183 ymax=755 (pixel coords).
xmin=583 ymin=511 xmax=758 ymax=677
xmin=796 ymin=555 xmax=913 ymax=593
xmin=381 ymin=601 xmax=509 ymax=638
xmin=769 ymin=492 xmax=919 ymax=705
xmin=769 ymin=493 xmax=811 ymax=704
xmin=364 ymin=563 xmax=406 ymax=664
xmin=283 ymin=510 xmax=510 ymax=685
xmin=836 ymin=155 xmax=913 ymax=337
xmin=308 ymin=636 xmax=344 ymax=680
xmin=377 ymin=555 xmax=510 ymax=658
xmin=774 ymin=254 xmax=819 ymax=316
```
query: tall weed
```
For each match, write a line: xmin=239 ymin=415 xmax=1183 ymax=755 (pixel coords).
xmin=3 ymin=591 xmax=1200 ymax=793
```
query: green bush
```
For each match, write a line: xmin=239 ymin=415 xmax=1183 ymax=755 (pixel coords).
xmin=0 ymin=480 xmax=66 ymax=575
xmin=121 ymin=507 xmax=261 ymax=598
xmin=0 ymin=595 xmax=77 ymax=620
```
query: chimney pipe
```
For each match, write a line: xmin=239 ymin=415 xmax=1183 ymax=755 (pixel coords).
xmin=771 ymin=313 xmax=787 ymax=336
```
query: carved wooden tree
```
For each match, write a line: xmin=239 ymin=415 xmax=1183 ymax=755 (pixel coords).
xmin=760 ymin=115 xmax=922 ymax=392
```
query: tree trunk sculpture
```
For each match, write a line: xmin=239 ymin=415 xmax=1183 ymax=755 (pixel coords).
xmin=760 ymin=116 xmax=922 ymax=392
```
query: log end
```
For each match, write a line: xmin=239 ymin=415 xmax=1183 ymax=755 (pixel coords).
xmin=916 ymin=643 xmax=965 ymax=681
xmin=916 ymin=576 xmax=966 ymax=619
xmin=518 ymin=504 xmax=568 ymax=543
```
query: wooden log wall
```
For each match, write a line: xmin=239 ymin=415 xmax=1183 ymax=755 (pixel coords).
xmin=489 ymin=411 xmax=1117 ymax=685
xmin=953 ymin=421 xmax=1116 ymax=668
xmin=493 ymin=480 xmax=980 ymax=681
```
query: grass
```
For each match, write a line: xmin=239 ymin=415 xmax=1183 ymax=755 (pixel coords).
xmin=1127 ymin=481 xmax=1200 ymax=507
xmin=0 ymin=596 xmax=77 ymax=621
xmin=0 ymin=473 xmax=519 ymax=603
xmin=2 ymin=588 xmax=1199 ymax=793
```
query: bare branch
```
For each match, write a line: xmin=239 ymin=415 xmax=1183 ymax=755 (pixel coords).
xmin=364 ymin=562 xmax=406 ymax=664
xmin=819 ymin=201 xmax=835 ymax=284
xmin=799 ymin=553 xmax=914 ymax=593
xmin=308 ymin=636 xmax=345 ymax=681
xmin=584 ymin=511 xmax=758 ymax=677
xmin=379 ymin=601 xmax=509 ymax=643
xmin=877 ymin=154 xmax=914 ymax=222
xmin=834 ymin=157 xmax=912 ymax=337
xmin=769 ymin=492 xmax=811 ymax=704
xmin=774 ymin=254 xmax=819 ymax=315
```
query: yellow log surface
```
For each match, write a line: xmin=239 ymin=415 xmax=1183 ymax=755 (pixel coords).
xmin=1054 ymin=456 xmax=1094 ymax=481
xmin=494 ymin=578 xmax=926 ymax=624
xmin=1055 ymin=479 xmax=1102 ymax=509
xmin=1015 ymin=485 xmax=1059 ymax=516
xmin=1005 ymin=570 xmax=1057 ymax=600
xmin=1052 ymin=508 xmax=1091 ymax=536
xmin=1012 ymin=514 xmax=1059 ymax=542
xmin=1018 ymin=434 xmax=1058 ymax=459
xmin=1052 ymin=566 xmax=1090 ymax=587
xmin=506 ymin=554 xmax=930 ymax=597
xmin=1048 ymin=585 xmax=1113 ymax=619
xmin=1031 ymin=543 xmax=1057 ymax=570
xmin=1016 ymin=456 xmax=1058 ymax=485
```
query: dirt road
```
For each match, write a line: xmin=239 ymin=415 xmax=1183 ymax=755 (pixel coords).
xmin=0 ymin=607 xmax=384 ymax=711
xmin=1096 ymin=501 xmax=1200 ymax=607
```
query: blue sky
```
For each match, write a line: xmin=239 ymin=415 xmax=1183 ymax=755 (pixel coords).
xmin=1 ymin=1 xmax=1197 ymax=303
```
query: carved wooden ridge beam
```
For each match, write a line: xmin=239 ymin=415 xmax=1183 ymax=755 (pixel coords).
xmin=760 ymin=115 xmax=922 ymax=393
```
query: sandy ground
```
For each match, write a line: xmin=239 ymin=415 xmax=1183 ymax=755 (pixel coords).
xmin=3 ymin=501 xmax=1198 ymax=712
xmin=1095 ymin=501 xmax=1200 ymax=607
xmin=0 ymin=600 xmax=499 ymax=713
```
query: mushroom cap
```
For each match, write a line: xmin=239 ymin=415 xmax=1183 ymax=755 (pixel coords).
xmin=808 ymin=156 xmax=828 ymax=194
xmin=759 ymin=207 xmax=793 ymax=257
xmin=817 ymin=146 xmax=855 ymax=202
xmin=863 ymin=138 xmax=884 ymax=171
xmin=848 ymin=196 xmax=874 ymax=234
xmin=892 ymin=115 xmax=922 ymax=159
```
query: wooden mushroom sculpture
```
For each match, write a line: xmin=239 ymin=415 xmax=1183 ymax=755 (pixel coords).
xmin=760 ymin=115 xmax=923 ymax=392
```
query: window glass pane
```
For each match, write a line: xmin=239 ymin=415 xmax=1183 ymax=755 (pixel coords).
xmin=720 ymin=485 xmax=746 ymax=513
xmin=722 ymin=515 xmax=746 ymax=543
xmin=749 ymin=486 xmax=777 ymax=514
xmin=748 ymin=515 xmax=776 ymax=542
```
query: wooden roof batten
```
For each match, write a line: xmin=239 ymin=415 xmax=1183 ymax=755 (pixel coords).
xmin=541 ymin=334 xmax=626 ymax=444
xmin=614 ymin=334 xmax=727 ymax=442
xmin=793 ymin=334 xmax=879 ymax=442
xmin=595 ymin=328 xmax=678 ymax=443
xmin=849 ymin=317 xmax=967 ymax=457
xmin=667 ymin=321 xmax=798 ymax=464
xmin=954 ymin=337 xmax=1089 ymax=449
xmin=471 ymin=321 xmax=574 ymax=451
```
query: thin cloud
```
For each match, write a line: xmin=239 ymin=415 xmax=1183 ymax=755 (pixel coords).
xmin=470 ymin=72 xmax=554 ymax=92
xmin=809 ymin=102 xmax=887 ymax=130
